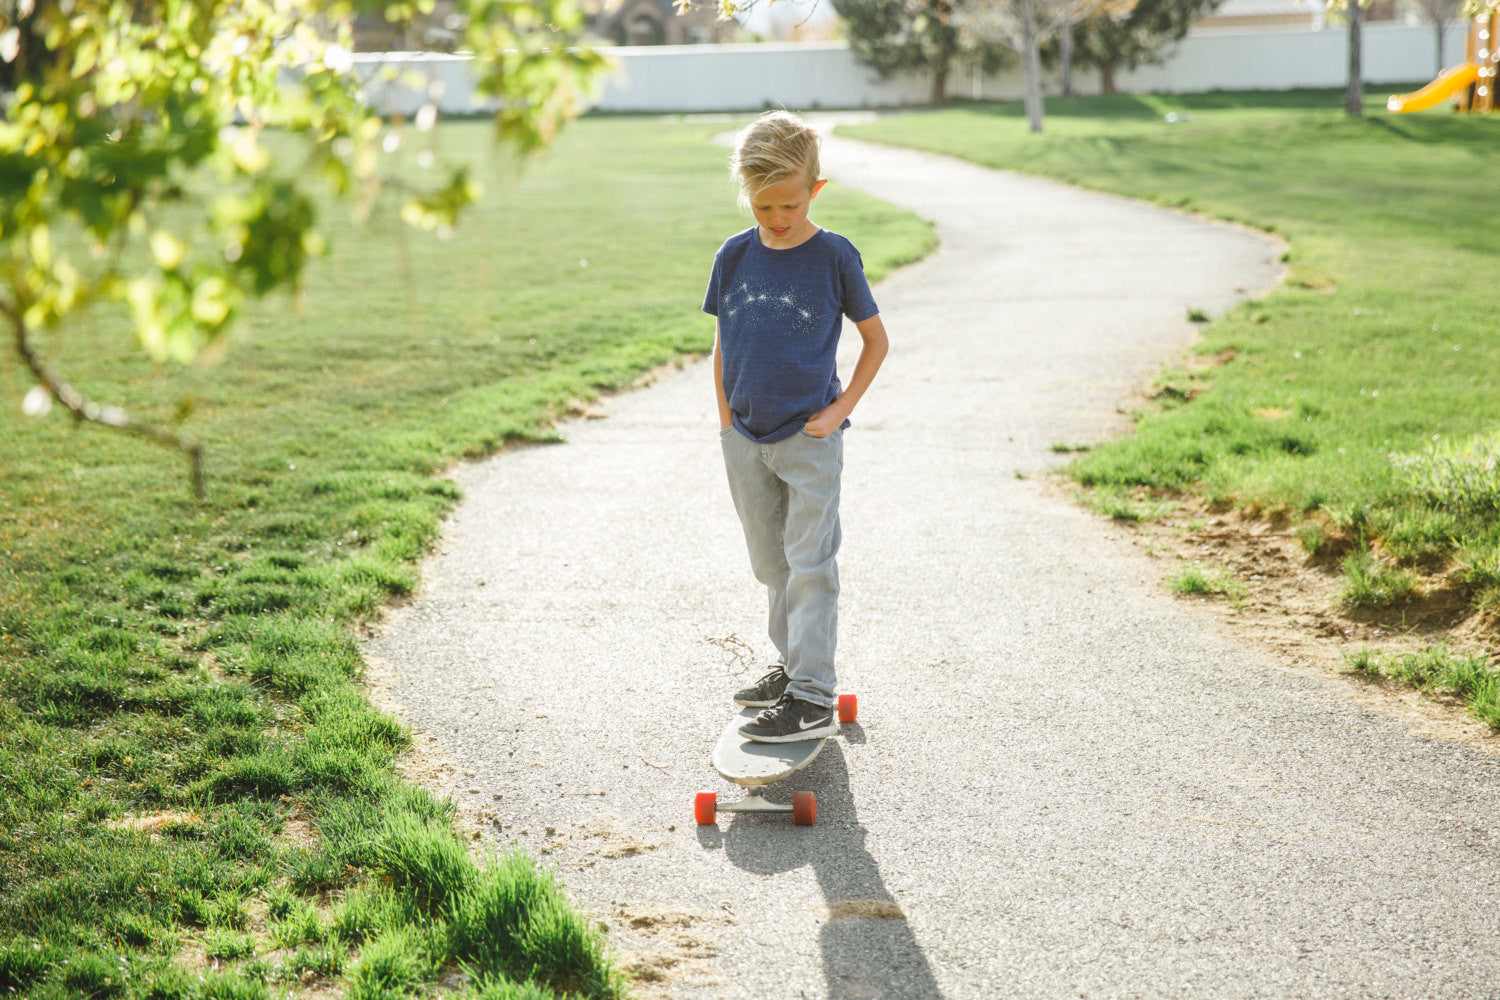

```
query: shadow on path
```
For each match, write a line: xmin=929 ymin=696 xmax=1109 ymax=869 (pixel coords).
xmin=697 ymin=735 xmax=946 ymax=1000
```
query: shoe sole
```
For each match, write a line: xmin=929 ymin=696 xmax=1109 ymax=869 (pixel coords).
xmin=733 ymin=695 xmax=779 ymax=708
xmin=739 ymin=722 xmax=838 ymax=744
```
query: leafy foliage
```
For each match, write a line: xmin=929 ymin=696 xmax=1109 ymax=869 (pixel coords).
xmin=0 ymin=0 xmax=606 ymax=495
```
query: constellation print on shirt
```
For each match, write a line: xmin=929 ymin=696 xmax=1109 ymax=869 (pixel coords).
xmin=728 ymin=281 xmax=821 ymax=336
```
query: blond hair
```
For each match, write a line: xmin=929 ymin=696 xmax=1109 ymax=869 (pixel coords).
xmin=730 ymin=110 xmax=821 ymax=211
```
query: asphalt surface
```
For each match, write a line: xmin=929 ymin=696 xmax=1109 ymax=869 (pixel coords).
xmin=365 ymin=130 xmax=1500 ymax=999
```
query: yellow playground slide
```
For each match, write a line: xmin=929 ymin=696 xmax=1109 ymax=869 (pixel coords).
xmin=1387 ymin=63 xmax=1480 ymax=113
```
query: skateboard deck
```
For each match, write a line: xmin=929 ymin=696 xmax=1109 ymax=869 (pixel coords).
xmin=695 ymin=694 xmax=857 ymax=826
xmin=714 ymin=707 xmax=827 ymax=785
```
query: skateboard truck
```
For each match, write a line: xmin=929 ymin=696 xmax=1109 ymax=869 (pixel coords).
xmin=696 ymin=787 xmax=819 ymax=825
xmin=695 ymin=693 xmax=858 ymax=827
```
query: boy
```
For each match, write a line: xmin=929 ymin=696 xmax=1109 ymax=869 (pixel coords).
xmin=702 ymin=111 xmax=889 ymax=744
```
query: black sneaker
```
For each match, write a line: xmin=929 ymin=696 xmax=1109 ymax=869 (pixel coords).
xmin=739 ymin=693 xmax=838 ymax=743
xmin=733 ymin=666 xmax=789 ymax=707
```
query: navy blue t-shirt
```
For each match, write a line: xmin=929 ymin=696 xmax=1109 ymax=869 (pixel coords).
xmin=702 ymin=227 xmax=879 ymax=443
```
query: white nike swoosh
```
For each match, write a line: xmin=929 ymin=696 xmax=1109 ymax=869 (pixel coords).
xmin=798 ymin=715 xmax=832 ymax=730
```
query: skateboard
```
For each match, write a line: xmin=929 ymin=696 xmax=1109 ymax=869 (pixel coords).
xmin=694 ymin=694 xmax=858 ymax=826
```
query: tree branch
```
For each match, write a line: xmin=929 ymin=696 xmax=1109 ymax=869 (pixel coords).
xmin=5 ymin=299 xmax=207 ymax=501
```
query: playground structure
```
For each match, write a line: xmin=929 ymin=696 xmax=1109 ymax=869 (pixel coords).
xmin=1388 ymin=10 xmax=1500 ymax=113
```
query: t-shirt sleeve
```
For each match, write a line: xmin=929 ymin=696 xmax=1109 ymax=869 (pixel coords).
xmin=840 ymin=246 xmax=879 ymax=323
xmin=702 ymin=249 xmax=722 ymax=317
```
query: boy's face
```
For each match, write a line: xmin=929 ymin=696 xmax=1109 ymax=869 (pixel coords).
xmin=750 ymin=177 xmax=827 ymax=249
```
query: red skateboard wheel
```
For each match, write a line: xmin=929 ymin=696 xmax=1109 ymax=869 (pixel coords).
xmin=792 ymin=790 xmax=817 ymax=826
xmin=837 ymin=693 xmax=858 ymax=724
xmin=694 ymin=791 xmax=717 ymax=825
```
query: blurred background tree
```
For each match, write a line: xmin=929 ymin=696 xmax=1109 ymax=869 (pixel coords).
xmin=831 ymin=0 xmax=1014 ymax=103
xmin=1071 ymin=0 xmax=1217 ymax=95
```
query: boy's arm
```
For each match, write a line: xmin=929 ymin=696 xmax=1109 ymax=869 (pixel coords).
xmin=712 ymin=320 xmax=733 ymax=431
xmin=805 ymin=312 xmax=889 ymax=438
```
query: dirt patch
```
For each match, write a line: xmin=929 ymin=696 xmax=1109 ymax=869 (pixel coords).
xmin=573 ymin=816 xmax=667 ymax=862
xmin=827 ymin=900 xmax=907 ymax=921
xmin=1052 ymin=479 xmax=1500 ymax=753
xmin=519 ymin=814 xmax=671 ymax=868
xmin=279 ymin=807 xmax=319 ymax=851
xmin=605 ymin=904 xmax=733 ymax=999
xmin=107 ymin=811 xmax=203 ymax=837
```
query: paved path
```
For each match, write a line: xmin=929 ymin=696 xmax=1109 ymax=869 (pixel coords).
xmin=366 ymin=133 xmax=1500 ymax=999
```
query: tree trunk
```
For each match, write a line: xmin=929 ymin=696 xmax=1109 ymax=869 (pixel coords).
xmin=1021 ymin=0 xmax=1045 ymax=132
xmin=1060 ymin=22 xmax=1075 ymax=98
xmin=1101 ymin=61 xmax=1117 ymax=95
xmin=1345 ymin=0 xmax=1363 ymax=117
xmin=932 ymin=63 xmax=949 ymax=104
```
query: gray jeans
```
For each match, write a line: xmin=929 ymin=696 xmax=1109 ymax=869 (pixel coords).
xmin=720 ymin=426 xmax=843 ymax=708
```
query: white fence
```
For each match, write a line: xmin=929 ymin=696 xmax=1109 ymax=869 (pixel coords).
xmin=1102 ymin=22 xmax=1466 ymax=98
xmin=352 ymin=23 xmax=1471 ymax=117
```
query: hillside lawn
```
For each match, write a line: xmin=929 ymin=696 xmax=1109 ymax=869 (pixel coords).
xmin=840 ymin=89 xmax=1500 ymax=727
xmin=0 ymin=115 xmax=934 ymax=999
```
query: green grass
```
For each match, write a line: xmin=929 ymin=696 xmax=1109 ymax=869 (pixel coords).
xmin=1339 ymin=550 xmax=1419 ymax=609
xmin=1084 ymin=486 xmax=1173 ymax=522
xmin=1168 ymin=561 xmax=1248 ymax=606
xmin=0 ymin=114 xmax=936 ymax=998
xmin=841 ymin=89 xmax=1500 ymax=722
xmin=1346 ymin=645 xmax=1500 ymax=728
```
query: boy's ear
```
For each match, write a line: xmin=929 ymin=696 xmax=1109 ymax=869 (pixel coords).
xmin=811 ymin=179 xmax=829 ymax=198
